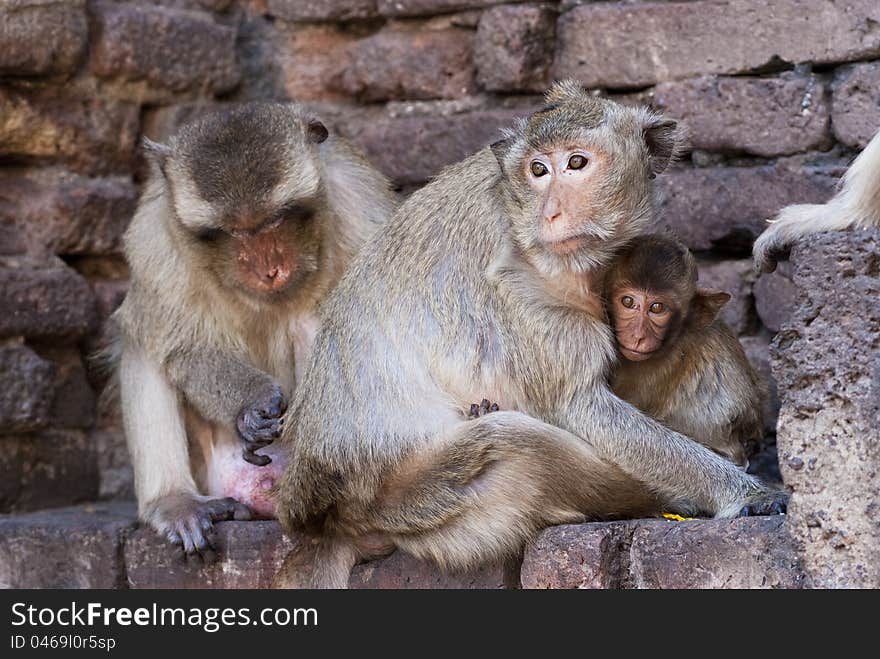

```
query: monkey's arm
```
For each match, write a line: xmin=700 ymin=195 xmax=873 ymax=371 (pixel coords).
xmin=568 ymin=386 xmax=772 ymax=517
xmin=164 ymin=347 xmax=286 ymax=466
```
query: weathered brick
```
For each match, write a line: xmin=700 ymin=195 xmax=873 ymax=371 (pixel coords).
xmin=653 ymin=74 xmax=831 ymax=157
xmin=0 ymin=345 xmax=56 ymax=432
xmin=339 ymin=28 xmax=476 ymax=101
xmin=378 ymin=0 xmax=508 ymax=16
xmin=350 ymin=551 xmax=512 ymax=588
xmin=475 ymin=4 xmax=556 ymax=92
xmin=90 ymin=2 xmax=241 ymax=97
xmin=275 ymin=24 xmax=359 ymax=102
xmin=739 ymin=334 xmax=781 ymax=437
xmin=653 ymin=164 xmax=839 ymax=253
xmin=0 ymin=169 xmax=136 ymax=257
xmin=0 ymin=85 xmax=139 ymax=176
xmin=267 ymin=0 xmax=378 ymax=21
xmin=628 ymin=517 xmax=803 ymax=588
xmin=832 ymin=62 xmax=880 ymax=149
xmin=0 ymin=0 xmax=88 ymax=77
xmin=754 ymin=262 xmax=797 ymax=333
xmin=0 ymin=257 xmax=97 ymax=340
xmin=345 ymin=108 xmax=526 ymax=185
xmin=555 ymin=0 xmax=880 ymax=89
xmin=91 ymin=428 xmax=134 ymax=501
xmin=0 ymin=503 xmax=135 ymax=588
xmin=521 ymin=522 xmax=628 ymax=589
xmin=696 ymin=259 xmax=755 ymax=335
xmin=35 ymin=347 xmax=97 ymax=430
xmin=773 ymin=230 xmax=880 ymax=588
xmin=0 ymin=431 xmax=99 ymax=513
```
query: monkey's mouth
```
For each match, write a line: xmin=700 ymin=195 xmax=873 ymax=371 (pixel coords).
xmin=619 ymin=346 xmax=657 ymax=362
xmin=545 ymin=234 xmax=591 ymax=255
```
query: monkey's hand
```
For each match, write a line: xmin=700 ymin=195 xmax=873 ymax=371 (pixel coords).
xmin=144 ymin=494 xmax=253 ymax=563
xmin=735 ymin=488 xmax=789 ymax=517
xmin=236 ymin=383 xmax=287 ymax=466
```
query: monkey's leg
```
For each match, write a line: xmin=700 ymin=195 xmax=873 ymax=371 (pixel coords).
xmin=273 ymin=535 xmax=358 ymax=590
xmin=373 ymin=411 xmax=660 ymax=573
xmin=120 ymin=346 xmax=251 ymax=560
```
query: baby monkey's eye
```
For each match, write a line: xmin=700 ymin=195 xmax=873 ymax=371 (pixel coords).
xmin=568 ymin=154 xmax=588 ymax=170
xmin=530 ymin=161 xmax=549 ymax=177
xmin=649 ymin=302 xmax=666 ymax=314
xmin=620 ymin=295 xmax=635 ymax=309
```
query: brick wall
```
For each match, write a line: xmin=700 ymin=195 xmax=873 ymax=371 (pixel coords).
xmin=2 ymin=0 xmax=879 ymax=512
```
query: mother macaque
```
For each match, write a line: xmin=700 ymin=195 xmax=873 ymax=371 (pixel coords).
xmin=273 ymin=82 xmax=785 ymax=588
xmin=112 ymin=103 xmax=397 ymax=558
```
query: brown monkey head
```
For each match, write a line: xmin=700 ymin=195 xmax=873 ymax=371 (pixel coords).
xmin=144 ymin=103 xmax=331 ymax=301
xmin=495 ymin=81 xmax=681 ymax=276
xmin=607 ymin=234 xmax=730 ymax=362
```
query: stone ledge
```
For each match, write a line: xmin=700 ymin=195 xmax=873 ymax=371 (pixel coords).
xmin=0 ymin=504 xmax=799 ymax=589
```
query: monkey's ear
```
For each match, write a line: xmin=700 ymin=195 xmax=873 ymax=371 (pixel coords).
xmin=142 ymin=138 xmax=171 ymax=176
xmin=692 ymin=288 xmax=731 ymax=328
xmin=307 ymin=119 xmax=329 ymax=144
xmin=642 ymin=115 xmax=680 ymax=177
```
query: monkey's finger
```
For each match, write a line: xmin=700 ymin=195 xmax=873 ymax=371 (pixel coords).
xmin=231 ymin=502 xmax=253 ymax=521
xmin=490 ymin=403 xmax=500 ymax=412
xmin=770 ymin=501 xmax=787 ymax=515
xmin=243 ymin=448 xmax=272 ymax=466
xmin=468 ymin=403 xmax=479 ymax=419
xmin=166 ymin=530 xmax=183 ymax=547
xmin=737 ymin=505 xmax=754 ymax=517
xmin=479 ymin=399 xmax=490 ymax=416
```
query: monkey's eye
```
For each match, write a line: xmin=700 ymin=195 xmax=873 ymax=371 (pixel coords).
xmin=530 ymin=161 xmax=549 ymax=177
xmin=620 ymin=295 xmax=635 ymax=309
xmin=568 ymin=154 xmax=588 ymax=170
xmin=196 ymin=227 xmax=224 ymax=243
xmin=649 ymin=302 xmax=666 ymax=314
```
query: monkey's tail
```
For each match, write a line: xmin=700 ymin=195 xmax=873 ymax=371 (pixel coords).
xmin=753 ymin=129 xmax=880 ymax=273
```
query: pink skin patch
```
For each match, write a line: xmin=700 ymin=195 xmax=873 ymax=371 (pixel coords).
xmin=207 ymin=443 xmax=288 ymax=519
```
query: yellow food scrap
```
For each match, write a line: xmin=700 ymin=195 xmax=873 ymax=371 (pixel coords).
xmin=662 ymin=513 xmax=696 ymax=521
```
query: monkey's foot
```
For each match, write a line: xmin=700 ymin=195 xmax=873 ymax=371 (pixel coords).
xmin=236 ymin=383 xmax=288 ymax=466
xmin=467 ymin=399 xmax=500 ymax=419
xmin=738 ymin=491 xmax=788 ymax=517
xmin=145 ymin=494 xmax=253 ymax=563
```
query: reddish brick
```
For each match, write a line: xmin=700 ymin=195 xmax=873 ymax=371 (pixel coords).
xmin=654 ymin=74 xmax=831 ymax=158
xmin=0 ymin=85 xmax=139 ymax=176
xmin=475 ymin=4 xmax=556 ymax=92
xmin=0 ymin=257 xmax=97 ymax=340
xmin=339 ymin=28 xmax=476 ymax=101
xmin=0 ymin=0 xmax=88 ymax=77
xmin=378 ymin=0 xmax=508 ymax=16
xmin=0 ymin=169 xmax=136 ymax=257
xmin=90 ymin=1 xmax=240 ymax=97
xmin=275 ymin=24 xmax=359 ymax=102
xmin=555 ymin=0 xmax=880 ymax=88
xmin=696 ymin=259 xmax=756 ymax=336
xmin=0 ymin=431 xmax=99 ymax=513
xmin=653 ymin=164 xmax=839 ymax=253
xmin=0 ymin=345 xmax=56 ymax=432
xmin=350 ymin=551 xmax=512 ymax=588
xmin=832 ymin=62 xmax=880 ymax=149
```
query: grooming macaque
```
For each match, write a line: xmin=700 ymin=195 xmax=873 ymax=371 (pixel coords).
xmin=607 ymin=234 xmax=765 ymax=470
xmin=754 ymin=128 xmax=880 ymax=272
xmin=273 ymin=81 xmax=785 ymax=588
xmin=112 ymin=103 xmax=397 ymax=557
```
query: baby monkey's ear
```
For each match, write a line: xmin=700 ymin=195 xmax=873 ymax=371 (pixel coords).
xmin=691 ymin=288 xmax=731 ymax=329
xmin=642 ymin=114 xmax=681 ymax=177
xmin=142 ymin=138 xmax=172 ymax=177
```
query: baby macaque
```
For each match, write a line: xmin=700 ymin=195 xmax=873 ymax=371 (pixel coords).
xmin=606 ymin=234 xmax=765 ymax=468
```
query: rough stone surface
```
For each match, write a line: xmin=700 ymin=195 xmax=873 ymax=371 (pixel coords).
xmin=0 ymin=431 xmax=99 ymax=513
xmin=0 ymin=0 xmax=88 ymax=77
xmin=351 ymin=551 xmax=513 ymax=589
xmin=346 ymin=108 xmax=527 ymax=185
xmin=267 ymin=0 xmax=378 ymax=21
xmin=653 ymin=165 xmax=839 ymax=253
xmin=653 ymin=74 xmax=831 ymax=157
xmin=0 ymin=85 xmax=139 ymax=176
xmin=274 ymin=24 xmax=359 ymax=102
xmin=90 ymin=2 xmax=241 ymax=97
xmin=378 ymin=0 xmax=508 ymax=16
xmin=739 ymin=333 xmax=781 ymax=437
xmin=523 ymin=517 xmax=802 ymax=589
xmin=696 ymin=259 xmax=755 ymax=336
xmin=555 ymin=0 xmax=880 ymax=88
xmin=475 ymin=4 xmax=556 ymax=92
xmin=339 ymin=28 xmax=476 ymax=102
xmin=0 ymin=169 xmax=136 ymax=256
xmin=0 ymin=503 xmax=135 ymax=588
xmin=832 ymin=62 xmax=880 ymax=149
xmin=754 ymin=262 xmax=798 ymax=333
xmin=0 ymin=345 xmax=56 ymax=432
xmin=772 ymin=230 xmax=880 ymax=588
xmin=0 ymin=257 xmax=96 ymax=340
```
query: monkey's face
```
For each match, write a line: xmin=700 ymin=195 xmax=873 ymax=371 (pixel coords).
xmin=610 ymin=287 xmax=681 ymax=361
